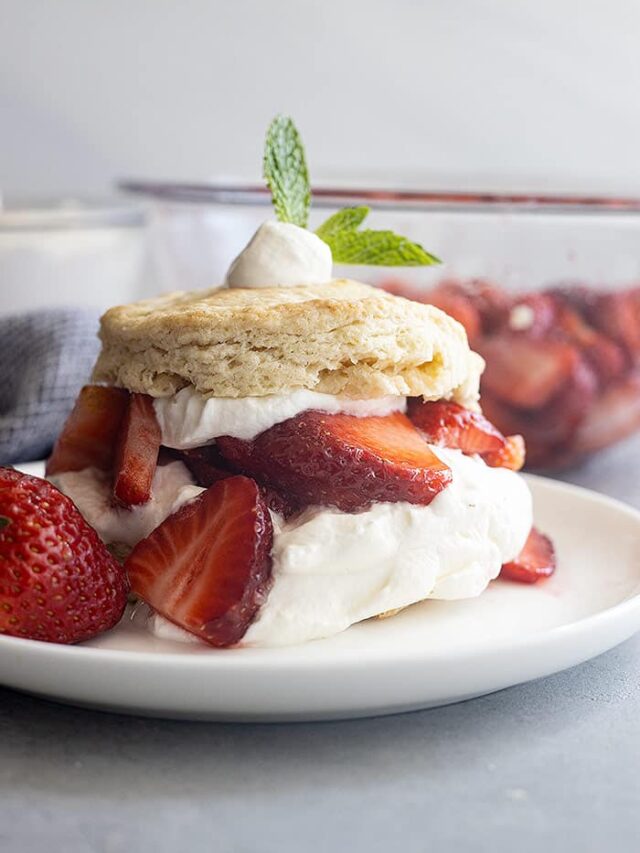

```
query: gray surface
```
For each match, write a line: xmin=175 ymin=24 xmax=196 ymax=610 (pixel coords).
xmin=2 ymin=437 xmax=640 ymax=852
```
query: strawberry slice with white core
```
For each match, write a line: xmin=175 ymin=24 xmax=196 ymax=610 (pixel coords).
xmin=217 ymin=411 xmax=452 ymax=513
xmin=587 ymin=290 xmax=640 ymax=360
xmin=125 ymin=476 xmax=273 ymax=647
xmin=501 ymin=527 xmax=556 ymax=584
xmin=46 ymin=385 xmax=129 ymax=476
xmin=113 ymin=394 xmax=161 ymax=507
xmin=407 ymin=399 xmax=505 ymax=455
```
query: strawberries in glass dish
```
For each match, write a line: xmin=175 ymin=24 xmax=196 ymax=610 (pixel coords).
xmin=382 ymin=278 xmax=640 ymax=469
xmin=478 ymin=336 xmax=582 ymax=411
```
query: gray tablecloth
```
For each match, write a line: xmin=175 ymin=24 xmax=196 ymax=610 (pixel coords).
xmin=0 ymin=308 xmax=100 ymax=466
xmin=1 ymin=412 xmax=639 ymax=853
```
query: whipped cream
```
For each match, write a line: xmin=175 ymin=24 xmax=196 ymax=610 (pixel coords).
xmin=243 ymin=447 xmax=531 ymax=646
xmin=50 ymin=461 xmax=203 ymax=548
xmin=141 ymin=448 xmax=531 ymax=648
xmin=225 ymin=221 xmax=332 ymax=288
xmin=509 ymin=304 xmax=536 ymax=331
xmin=154 ymin=387 xmax=407 ymax=449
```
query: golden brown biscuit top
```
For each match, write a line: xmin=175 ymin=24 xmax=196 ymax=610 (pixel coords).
xmin=92 ymin=279 xmax=483 ymax=403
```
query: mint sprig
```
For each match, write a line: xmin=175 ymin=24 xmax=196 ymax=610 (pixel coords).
xmin=316 ymin=206 xmax=440 ymax=266
xmin=262 ymin=116 xmax=440 ymax=266
xmin=321 ymin=228 xmax=440 ymax=266
xmin=263 ymin=115 xmax=311 ymax=228
xmin=315 ymin=206 xmax=369 ymax=241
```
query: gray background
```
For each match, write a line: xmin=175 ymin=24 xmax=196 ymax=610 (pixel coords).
xmin=2 ymin=435 xmax=640 ymax=852
xmin=2 ymin=0 xmax=640 ymax=199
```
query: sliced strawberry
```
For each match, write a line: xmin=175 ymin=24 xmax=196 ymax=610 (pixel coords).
xmin=381 ymin=279 xmax=502 ymax=340
xmin=506 ymin=293 xmax=559 ymax=337
xmin=46 ymin=385 xmax=129 ymax=476
xmin=420 ymin=279 xmax=510 ymax=337
xmin=217 ymin=411 xmax=452 ymax=513
xmin=500 ymin=527 xmax=556 ymax=584
xmin=422 ymin=285 xmax=482 ymax=339
xmin=572 ymin=373 xmax=640 ymax=455
xmin=552 ymin=302 xmax=626 ymax=386
xmin=586 ymin=290 xmax=640 ymax=360
xmin=113 ymin=394 xmax=161 ymax=507
xmin=407 ymin=399 xmax=505 ymax=454
xmin=407 ymin=399 xmax=527 ymax=471
xmin=480 ymin=354 xmax=597 ymax=470
xmin=548 ymin=284 xmax=596 ymax=316
xmin=483 ymin=434 xmax=526 ymax=471
xmin=479 ymin=393 xmax=552 ymax=469
xmin=529 ymin=357 xmax=597 ymax=445
xmin=258 ymin=486 xmax=297 ymax=519
xmin=179 ymin=445 xmax=236 ymax=487
xmin=126 ymin=476 xmax=273 ymax=647
xmin=453 ymin=279 xmax=511 ymax=333
xmin=379 ymin=278 xmax=425 ymax=302
xmin=176 ymin=446 xmax=297 ymax=517
xmin=478 ymin=336 xmax=580 ymax=410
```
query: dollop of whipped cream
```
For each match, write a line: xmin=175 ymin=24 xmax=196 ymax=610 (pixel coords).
xmin=225 ymin=221 xmax=332 ymax=288
xmin=139 ymin=447 xmax=531 ymax=648
xmin=50 ymin=461 xmax=201 ymax=548
xmin=154 ymin=386 xmax=407 ymax=449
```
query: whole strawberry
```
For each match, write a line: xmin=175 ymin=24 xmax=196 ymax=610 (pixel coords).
xmin=0 ymin=468 xmax=128 ymax=644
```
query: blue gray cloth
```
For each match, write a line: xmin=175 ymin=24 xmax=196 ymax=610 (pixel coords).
xmin=0 ymin=308 xmax=101 ymax=465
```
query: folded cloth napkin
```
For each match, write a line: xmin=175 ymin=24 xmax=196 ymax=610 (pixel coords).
xmin=0 ymin=308 xmax=101 ymax=466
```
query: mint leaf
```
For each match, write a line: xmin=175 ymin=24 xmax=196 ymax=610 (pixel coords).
xmin=261 ymin=115 xmax=440 ymax=265
xmin=263 ymin=115 xmax=311 ymax=228
xmin=322 ymin=229 xmax=440 ymax=266
xmin=315 ymin=206 xmax=370 ymax=240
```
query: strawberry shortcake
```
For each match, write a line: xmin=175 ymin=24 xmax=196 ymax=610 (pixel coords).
xmin=45 ymin=215 xmax=550 ymax=648
xmin=39 ymin=115 xmax=556 ymax=649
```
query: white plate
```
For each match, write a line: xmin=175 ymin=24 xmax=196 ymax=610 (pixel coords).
xmin=2 ymin=464 xmax=640 ymax=721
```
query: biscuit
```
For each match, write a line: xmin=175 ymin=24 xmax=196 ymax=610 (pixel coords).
xmin=92 ymin=279 xmax=483 ymax=404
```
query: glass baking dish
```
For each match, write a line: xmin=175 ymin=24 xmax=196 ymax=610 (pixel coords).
xmin=121 ymin=181 xmax=640 ymax=290
xmin=0 ymin=197 xmax=147 ymax=316
xmin=121 ymin=181 xmax=640 ymax=473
